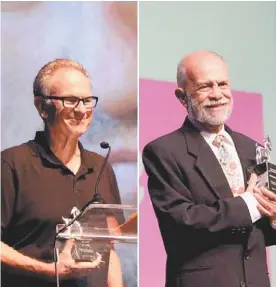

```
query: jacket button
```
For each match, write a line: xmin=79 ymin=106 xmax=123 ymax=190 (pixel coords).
xmin=240 ymin=280 xmax=246 ymax=287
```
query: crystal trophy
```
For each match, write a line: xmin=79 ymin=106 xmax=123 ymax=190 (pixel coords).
xmin=248 ymin=136 xmax=276 ymax=193
xmin=55 ymin=204 xmax=137 ymax=262
xmin=54 ymin=204 xmax=137 ymax=286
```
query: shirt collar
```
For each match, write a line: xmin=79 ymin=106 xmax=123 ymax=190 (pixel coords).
xmin=34 ymin=131 xmax=61 ymax=166
xmin=32 ymin=131 xmax=94 ymax=170
xmin=201 ymin=126 xmax=234 ymax=146
xmin=188 ymin=117 xmax=233 ymax=146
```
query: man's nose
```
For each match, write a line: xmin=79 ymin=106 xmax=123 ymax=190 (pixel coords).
xmin=74 ymin=100 xmax=86 ymax=113
xmin=209 ymin=84 xmax=222 ymax=99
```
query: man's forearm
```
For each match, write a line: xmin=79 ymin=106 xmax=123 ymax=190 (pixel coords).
xmin=1 ymin=241 xmax=55 ymax=280
xmin=107 ymin=249 xmax=124 ymax=287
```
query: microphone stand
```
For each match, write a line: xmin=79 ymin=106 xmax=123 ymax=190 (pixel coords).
xmin=53 ymin=141 xmax=111 ymax=287
xmin=54 ymin=246 xmax=60 ymax=287
xmin=90 ymin=141 xmax=111 ymax=204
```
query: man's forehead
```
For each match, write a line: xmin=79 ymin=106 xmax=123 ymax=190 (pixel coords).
xmin=50 ymin=67 xmax=89 ymax=83
xmin=185 ymin=54 xmax=228 ymax=82
xmin=47 ymin=68 xmax=91 ymax=92
xmin=47 ymin=68 xmax=92 ymax=96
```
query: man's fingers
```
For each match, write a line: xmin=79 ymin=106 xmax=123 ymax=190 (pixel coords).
xmin=247 ymin=173 xmax=258 ymax=192
xmin=75 ymin=253 xmax=102 ymax=269
xmin=89 ymin=253 xmax=103 ymax=268
xmin=254 ymin=193 xmax=276 ymax=218
xmin=257 ymin=204 xmax=272 ymax=217
xmin=255 ymin=194 xmax=271 ymax=210
xmin=253 ymin=187 xmax=262 ymax=195
xmin=260 ymin=187 xmax=276 ymax=201
xmin=62 ymin=238 xmax=74 ymax=254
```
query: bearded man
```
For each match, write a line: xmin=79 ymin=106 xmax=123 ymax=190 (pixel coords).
xmin=142 ymin=50 xmax=276 ymax=287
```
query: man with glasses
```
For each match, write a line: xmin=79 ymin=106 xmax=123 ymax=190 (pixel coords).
xmin=1 ymin=59 xmax=123 ymax=287
xmin=143 ymin=51 xmax=276 ymax=287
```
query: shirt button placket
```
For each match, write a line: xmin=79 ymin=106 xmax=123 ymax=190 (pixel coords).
xmin=72 ymin=175 xmax=79 ymax=195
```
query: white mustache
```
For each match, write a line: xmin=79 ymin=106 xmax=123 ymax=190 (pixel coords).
xmin=203 ymin=100 xmax=229 ymax=107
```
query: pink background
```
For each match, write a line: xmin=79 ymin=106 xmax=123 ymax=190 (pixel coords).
xmin=139 ymin=78 xmax=264 ymax=286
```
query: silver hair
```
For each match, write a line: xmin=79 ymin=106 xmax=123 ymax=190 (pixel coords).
xmin=176 ymin=60 xmax=187 ymax=89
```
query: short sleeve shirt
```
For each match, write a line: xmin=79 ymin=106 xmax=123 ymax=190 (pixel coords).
xmin=1 ymin=131 xmax=122 ymax=287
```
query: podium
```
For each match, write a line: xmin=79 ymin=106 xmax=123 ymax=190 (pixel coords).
xmin=55 ymin=204 xmax=137 ymax=286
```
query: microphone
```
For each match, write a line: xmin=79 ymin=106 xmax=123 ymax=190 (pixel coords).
xmin=90 ymin=141 xmax=111 ymax=204
xmin=100 ymin=141 xmax=110 ymax=149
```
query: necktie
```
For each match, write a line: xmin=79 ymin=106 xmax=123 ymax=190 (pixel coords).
xmin=213 ymin=134 xmax=244 ymax=196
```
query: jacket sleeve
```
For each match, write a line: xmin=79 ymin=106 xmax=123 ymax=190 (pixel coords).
xmin=142 ymin=143 xmax=253 ymax=239
xmin=256 ymin=217 xmax=276 ymax=246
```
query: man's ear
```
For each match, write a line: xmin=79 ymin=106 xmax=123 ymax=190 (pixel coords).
xmin=34 ymin=96 xmax=48 ymax=119
xmin=175 ymin=88 xmax=187 ymax=108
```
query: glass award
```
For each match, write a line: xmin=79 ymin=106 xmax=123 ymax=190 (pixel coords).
xmin=55 ymin=204 xmax=137 ymax=286
xmin=247 ymin=135 xmax=276 ymax=193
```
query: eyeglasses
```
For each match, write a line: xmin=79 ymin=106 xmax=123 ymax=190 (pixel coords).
xmin=42 ymin=96 xmax=98 ymax=109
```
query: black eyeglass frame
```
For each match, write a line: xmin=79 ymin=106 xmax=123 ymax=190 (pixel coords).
xmin=38 ymin=95 xmax=99 ymax=109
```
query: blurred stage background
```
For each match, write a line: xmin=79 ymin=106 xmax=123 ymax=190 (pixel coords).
xmin=1 ymin=2 xmax=137 ymax=286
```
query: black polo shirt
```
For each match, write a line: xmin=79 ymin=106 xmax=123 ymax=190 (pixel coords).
xmin=1 ymin=131 xmax=122 ymax=287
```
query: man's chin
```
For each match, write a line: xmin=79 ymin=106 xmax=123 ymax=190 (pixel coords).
xmin=196 ymin=113 xmax=230 ymax=126
xmin=66 ymin=125 xmax=90 ymax=138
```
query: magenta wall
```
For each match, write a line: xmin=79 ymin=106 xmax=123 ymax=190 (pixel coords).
xmin=139 ymin=78 xmax=264 ymax=286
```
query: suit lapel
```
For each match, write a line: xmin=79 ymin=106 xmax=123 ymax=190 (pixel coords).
xmin=181 ymin=118 xmax=233 ymax=199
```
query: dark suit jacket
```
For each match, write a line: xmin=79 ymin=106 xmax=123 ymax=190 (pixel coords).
xmin=142 ymin=118 xmax=276 ymax=287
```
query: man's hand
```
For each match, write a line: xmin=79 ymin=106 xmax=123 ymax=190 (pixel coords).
xmin=56 ymin=239 xmax=102 ymax=280
xmin=246 ymin=173 xmax=258 ymax=193
xmin=0 ymin=239 xmax=102 ymax=282
xmin=253 ymin=186 xmax=276 ymax=220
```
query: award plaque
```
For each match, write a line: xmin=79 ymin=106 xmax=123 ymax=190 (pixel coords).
xmin=247 ymin=136 xmax=276 ymax=193
xmin=55 ymin=204 xmax=137 ymax=262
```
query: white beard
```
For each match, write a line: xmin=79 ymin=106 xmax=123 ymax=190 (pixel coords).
xmin=187 ymin=94 xmax=233 ymax=126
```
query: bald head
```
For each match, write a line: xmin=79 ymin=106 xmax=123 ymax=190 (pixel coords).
xmin=175 ymin=50 xmax=233 ymax=133
xmin=177 ymin=51 xmax=227 ymax=90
